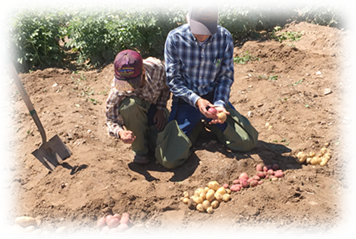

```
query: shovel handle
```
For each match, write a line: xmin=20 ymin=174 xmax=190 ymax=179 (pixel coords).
xmin=10 ymin=64 xmax=47 ymax=145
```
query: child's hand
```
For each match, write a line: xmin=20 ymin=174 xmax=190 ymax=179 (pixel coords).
xmin=118 ymin=130 xmax=136 ymax=144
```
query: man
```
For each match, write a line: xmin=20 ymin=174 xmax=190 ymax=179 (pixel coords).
xmin=164 ymin=3 xmax=259 ymax=160
xmin=105 ymin=49 xmax=170 ymax=164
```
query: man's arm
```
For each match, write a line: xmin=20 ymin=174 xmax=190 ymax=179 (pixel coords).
xmin=213 ymin=32 xmax=234 ymax=108
xmin=164 ymin=32 xmax=201 ymax=107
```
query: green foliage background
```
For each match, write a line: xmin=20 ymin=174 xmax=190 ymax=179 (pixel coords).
xmin=7 ymin=3 xmax=343 ymax=72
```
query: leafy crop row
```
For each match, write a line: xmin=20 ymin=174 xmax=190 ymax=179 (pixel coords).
xmin=7 ymin=4 xmax=342 ymax=72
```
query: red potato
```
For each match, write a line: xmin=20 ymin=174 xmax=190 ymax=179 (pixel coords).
xmin=233 ymin=179 xmax=240 ymax=184
xmin=253 ymin=175 xmax=260 ymax=181
xmin=267 ymin=169 xmax=274 ymax=175
xmin=256 ymin=164 xmax=263 ymax=172
xmin=107 ymin=217 xmax=120 ymax=229
xmin=258 ymin=180 xmax=264 ymax=185
xmin=274 ymin=170 xmax=284 ymax=178
xmin=247 ymin=178 xmax=254 ymax=183
xmin=257 ymin=172 xmax=265 ymax=178
xmin=223 ymin=183 xmax=229 ymax=189
xmin=241 ymin=179 xmax=249 ymax=188
xmin=120 ymin=213 xmax=132 ymax=226
xmin=230 ymin=184 xmax=242 ymax=192
xmin=208 ymin=107 xmax=217 ymax=114
xmin=272 ymin=163 xmax=279 ymax=170
xmin=97 ymin=217 xmax=107 ymax=229
xmin=105 ymin=215 xmax=113 ymax=225
xmin=239 ymin=172 xmax=249 ymax=181
xmin=263 ymin=166 xmax=268 ymax=172
xmin=250 ymin=180 xmax=258 ymax=187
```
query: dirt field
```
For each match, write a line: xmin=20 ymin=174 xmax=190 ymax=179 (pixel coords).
xmin=3 ymin=21 xmax=355 ymax=237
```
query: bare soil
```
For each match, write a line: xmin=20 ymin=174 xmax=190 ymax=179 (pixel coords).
xmin=5 ymin=21 xmax=351 ymax=236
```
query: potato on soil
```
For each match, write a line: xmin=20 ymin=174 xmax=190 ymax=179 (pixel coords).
xmin=274 ymin=170 xmax=284 ymax=178
xmin=194 ymin=188 xmax=204 ymax=196
xmin=214 ymin=192 xmax=223 ymax=202
xmin=211 ymin=200 xmax=220 ymax=209
xmin=249 ymin=180 xmax=258 ymax=187
xmin=216 ymin=187 xmax=226 ymax=195
xmin=97 ymin=217 xmax=107 ymax=229
xmin=208 ymin=181 xmax=220 ymax=191
xmin=258 ymin=180 xmax=264 ymax=185
xmin=202 ymin=200 xmax=211 ymax=210
xmin=241 ymin=179 xmax=249 ymax=188
xmin=320 ymin=158 xmax=329 ymax=166
xmin=196 ymin=204 xmax=205 ymax=212
xmin=107 ymin=217 xmax=120 ymax=229
xmin=223 ymin=183 xmax=229 ymax=189
xmin=225 ymin=188 xmax=231 ymax=194
xmin=206 ymin=189 xmax=215 ymax=202
xmin=257 ymin=172 xmax=265 ymax=178
xmin=256 ymin=164 xmax=263 ymax=172
xmin=206 ymin=207 xmax=214 ymax=214
xmin=272 ymin=163 xmax=279 ymax=170
xmin=182 ymin=198 xmax=190 ymax=204
xmin=233 ymin=179 xmax=240 ymax=184
xmin=311 ymin=157 xmax=321 ymax=165
xmin=183 ymin=191 xmax=189 ymax=198
xmin=222 ymin=194 xmax=231 ymax=202
xmin=239 ymin=172 xmax=249 ymax=181
xmin=230 ymin=184 xmax=242 ymax=192
xmin=120 ymin=213 xmax=132 ymax=226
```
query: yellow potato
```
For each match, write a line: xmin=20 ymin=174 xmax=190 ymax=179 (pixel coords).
xmin=320 ymin=147 xmax=327 ymax=155
xmin=182 ymin=198 xmax=190 ymax=204
xmin=306 ymin=157 xmax=312 ymax=164
xmin=204 ymin=187 xmax=210 ymax=193
xmin=211 ymin=200 xmax=220 ymax=209
xmin=183 ymin=191 xmax=189 ymax=198
xmin=206 ymin=189 xmax=215 ymax=202
xmin=208 ymin=181 xmax=220 ymax=191
xmin=311 ymin=157 xmax=321 ymax=165
xmin=202 ymin=200 xmax=211 ymax=210
xmin=214 ymin=192 xmax=223 ymax=202
xmin=216 ymin=187 xmax=226 ymax=196
xmin=206 ymin=207 xmax=214 ymax=214
xmin=194 ymin=188 xmax=204 ymax=196
xmin=192 ymin=195 xmax=203 ymax=204
xmin=217 ymin=112 xmax=227 ymax=122
xmin=320 ymin=157 xmax=329 ymax=166
xmin=225 ymin=188 xmax=231 ymax=194
xmin=196 ymin=204 xmax=205 ymax=212
xmin=222 ymin=194 xmax=231 ymax=202
xmin=296 ymin=152 xmax=307 ymax=163
xmin=309 ymin=151 xmax=316 ymax=157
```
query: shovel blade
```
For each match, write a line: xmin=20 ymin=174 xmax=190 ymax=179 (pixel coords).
xmin=32 ymin=135 xmax=72 ymax=171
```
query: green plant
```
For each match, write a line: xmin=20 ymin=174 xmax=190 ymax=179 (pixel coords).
xmin=9 ymin=10 xmax=68 ymax=72
xmin=270 ymin=26 xmax=302 ymax=43
xmin=234 ymin=51 xmax=260 ymax=64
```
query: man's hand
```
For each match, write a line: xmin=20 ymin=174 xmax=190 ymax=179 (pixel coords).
xmin=196 ymin=98 xmax=229 ymax=124
xmin=209 ymin=106 xmax=230 ymax=124
xmin=153 ymin=109 xmax=167 ymax=131
xmin=118 ymin=130 xmax=136 ymax=144
xmin=196 ymin=98 xmax=215 ymax=118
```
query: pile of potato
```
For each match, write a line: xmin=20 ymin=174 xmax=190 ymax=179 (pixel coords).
xmin=296 ymin=143 xmax=331 ymax=166
xmin=230 ymin=163 xmax=284 ymax=192
xmin=96 ymin=212 xmax=132 ymax=233
xmin=181 ymin=181 xmax=232 ymax=214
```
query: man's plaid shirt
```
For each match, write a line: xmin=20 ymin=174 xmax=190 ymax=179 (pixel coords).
xmin=105 ymin=57 xmax=170 ymax=138
xmin=164 ymin=24 xmax=234 ymax=108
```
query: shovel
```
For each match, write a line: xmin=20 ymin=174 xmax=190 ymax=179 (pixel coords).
xmin=10 ymin=64 xmax=72 ymax=171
